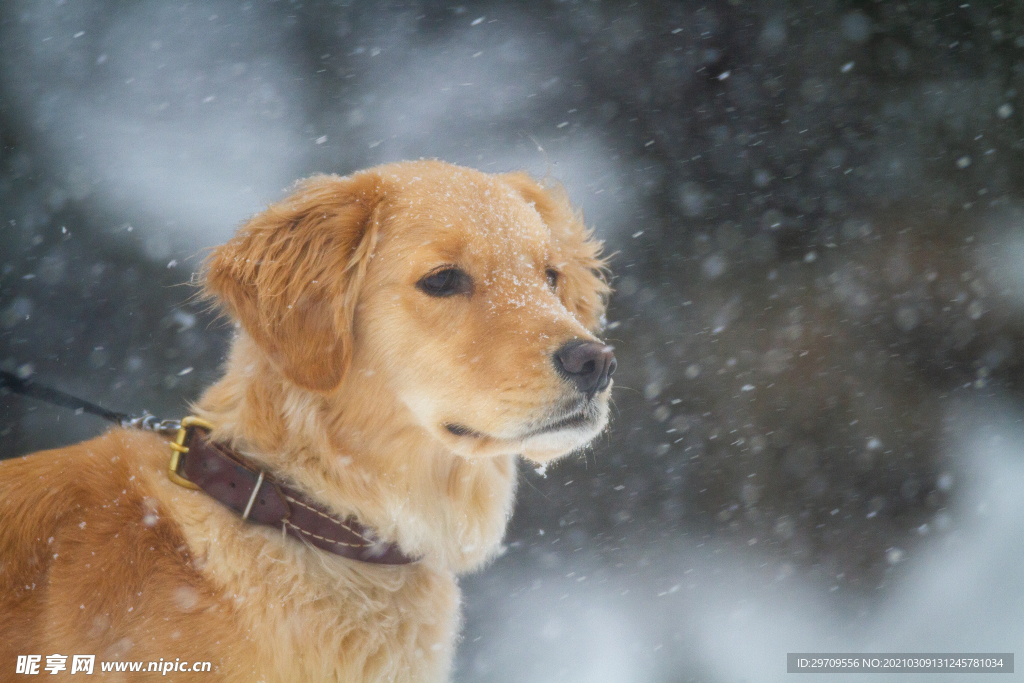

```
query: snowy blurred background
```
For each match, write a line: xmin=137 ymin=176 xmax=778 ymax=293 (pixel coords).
xmin=2 ymin=1 xmax=1023 ymax=681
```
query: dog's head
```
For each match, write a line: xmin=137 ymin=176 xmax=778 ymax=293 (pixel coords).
xmin=205 ymin=160 xmax=614 ymax=463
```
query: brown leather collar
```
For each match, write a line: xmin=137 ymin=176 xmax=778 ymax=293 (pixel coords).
xmin=168 ymin=420 xmax=415 ymax=565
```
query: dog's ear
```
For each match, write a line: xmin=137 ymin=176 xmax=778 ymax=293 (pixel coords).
xmin=501 ymin=172 xmax=611 ymax=333
xmin=204 ymin=173 xmax=383 ymax=393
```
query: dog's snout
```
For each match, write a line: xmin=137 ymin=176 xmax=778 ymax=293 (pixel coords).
xmin=553 ymin=340 xmax=616 ymax=396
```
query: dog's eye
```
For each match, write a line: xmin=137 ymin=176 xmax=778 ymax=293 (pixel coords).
xmin=418 ymin=268 xmax=471 ymax=297
xmin=545 ymin=268 xmax=559 ymax=291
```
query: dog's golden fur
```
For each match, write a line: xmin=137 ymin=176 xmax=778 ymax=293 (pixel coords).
xmin=0 ymin=160 xmax=611 ymax=681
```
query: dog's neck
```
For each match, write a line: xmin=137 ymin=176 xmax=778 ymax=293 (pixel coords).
xmin=193 ymin=333 xmax=517 ymax=572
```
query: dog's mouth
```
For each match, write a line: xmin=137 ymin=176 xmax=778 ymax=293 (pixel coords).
xmin=444 ymin=423 xmax=483 ymax=438
xmin=519 ymin=409 xmax=593 ymax=437
xmin=444 ymin=403 xmax=597 ymax=441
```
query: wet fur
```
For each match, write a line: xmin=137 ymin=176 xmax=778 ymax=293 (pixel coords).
xmin=0 ymin=160 xmax=610 ymax=681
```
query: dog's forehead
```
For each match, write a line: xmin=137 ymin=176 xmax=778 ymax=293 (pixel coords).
xmin=380 ymin=167 xmax=551 ymax=261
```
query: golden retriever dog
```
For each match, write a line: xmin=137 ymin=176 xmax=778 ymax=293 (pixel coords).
xmin=0 ymin=160 xmax=615 ymax=681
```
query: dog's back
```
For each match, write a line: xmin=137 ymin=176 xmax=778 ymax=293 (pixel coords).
xmin=0 ymin=428 xmax=460 ymax=682
xmin=0 ymin=430 xmax=240 ymax=679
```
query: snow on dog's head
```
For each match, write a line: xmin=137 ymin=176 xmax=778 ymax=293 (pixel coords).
xmin=204 ymin=159 xmax=614 ymax=463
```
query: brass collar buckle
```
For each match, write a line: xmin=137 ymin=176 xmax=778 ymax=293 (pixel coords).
xmin=167 ymin=416 xmax=214 ymax=490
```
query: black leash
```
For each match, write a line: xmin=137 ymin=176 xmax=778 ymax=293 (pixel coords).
xmin=0 ymin=370 xmax=180 ymax=432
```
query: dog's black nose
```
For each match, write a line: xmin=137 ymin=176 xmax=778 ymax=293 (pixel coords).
xmin=554 ymin=340 xmax=616 ymax=397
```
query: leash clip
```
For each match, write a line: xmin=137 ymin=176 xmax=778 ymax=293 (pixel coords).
xmin=167 ymin=416 xmax=215 ymax=490
xmin=123 ymin=413 xmax=182 ymax=433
